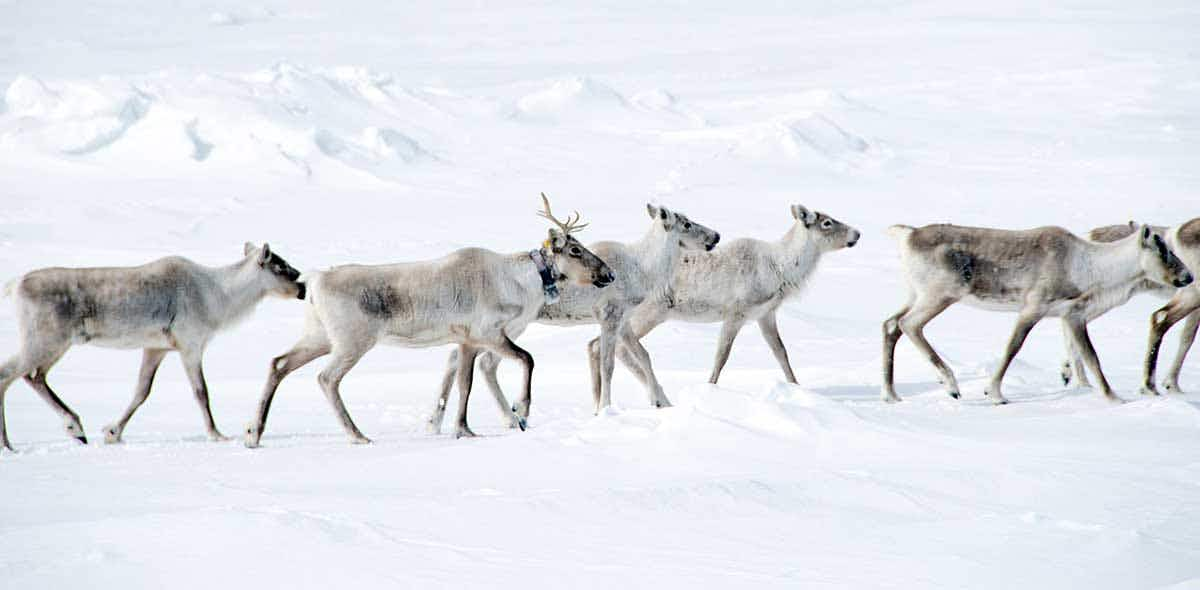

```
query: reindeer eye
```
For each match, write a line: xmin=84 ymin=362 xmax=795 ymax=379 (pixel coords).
xmin=569 ymin=246 xmax=582 ymax=257
xmin=684 ymin=222 xmax=692 ymax=230
xmin=821 ymin=219 xmax=833 ymax=229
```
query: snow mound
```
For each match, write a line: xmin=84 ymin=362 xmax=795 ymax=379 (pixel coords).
xmin=0 ymin=65 xmax=440 ymax=180
xmin=208 ymin=6 xmax=275 ymax=27
xmin=1 ymin=75 xmax=150 ymax=155
xmin=513 ymin=77 xmax=699 ymax=132
xmin=736 ymin=114 xmax=886 ymax=168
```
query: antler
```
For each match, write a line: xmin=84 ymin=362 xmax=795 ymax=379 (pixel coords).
xmin=537 ymin=192 xmax=589 ymax=234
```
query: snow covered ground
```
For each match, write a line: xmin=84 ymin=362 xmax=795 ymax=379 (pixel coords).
xmin=2 ymin=1 xmax=1200 ymax=587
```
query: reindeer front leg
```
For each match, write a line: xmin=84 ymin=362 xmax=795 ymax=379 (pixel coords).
xmin=179 ymin=347 xmax=228 ymax=441
xmin=758 ymin=311 xmax=797 ymax=385
xmin=594 ymin=304 xmax=623 ymax=411
xmin=1163 ymin=308 xmax=1200 ymax=393
xmin=1065 ymin=316 xmax=1122 ymax=403
xmin=985 ymin=309 xmax=1044 ymax=405
xmin=427 ymin=348 xmax=459 ymax=434
xmin=1143 ymin=291 xmax=1200 ymax=396
xmin=709 ymin=316 xmax=746 ymax=384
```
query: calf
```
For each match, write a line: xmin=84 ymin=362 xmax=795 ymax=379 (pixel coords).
xmin=619 ymin=204 xmax=859 ymax=385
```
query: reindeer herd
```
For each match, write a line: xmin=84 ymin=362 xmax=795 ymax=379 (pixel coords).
xmin=0 ymin=195 xmax=1196 ymax=453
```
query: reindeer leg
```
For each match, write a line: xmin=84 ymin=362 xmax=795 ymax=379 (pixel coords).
xmin=587 ymin=337 xmax=603 ymax=413
xmin=1059 ymin=318 xmax=1092 ymax=388
xmin=487 ymin=338 xmax=532 ymax=428
xmin=881 ymin=302 xmax=911 ymax=403
xmin=0 ymin=355 xmax=27 ymax=452
xmin=23 ymin=348 xmax=85 ymax=444
xmin=709 ymin=317 xmax=745 ymax=384
xmin=1142 ymin=291 xmax=1198 ymax=396
xmin=595 ymin=305 xmax=623 ymax=411
xmin=898 ymin=296 xmax=960 ymax=400
xmin=178 ymin=347 xmax=228 ymax=441
xmin=615 ymin=309 xmax=665 ymax=390
xmin=104 ymin=348 xmax=168 ymax=443
xmin=1066 ymin=317 xmax=1121 ymax=403
xmin=245 ymin=335 xmax=331 ymax=448
xmin=1163 ymin=307 xmax=1200 ymax=393
xmin=427 ymin=348 xmax=459 ymax=434
xmin=618 ymin=326 xmax=671 ymax=408
xmin=316 ymin=342 xmax=373 ymax=444
xmin=475 ymin=354 xmax=519 ymax=428
xmin=984 ymin=310 xmax=1043 ymax=405
xmin=758 ymin=311 xmax=797 ymax=385
xmin=454 ymin=345 xmax=480 ymax=438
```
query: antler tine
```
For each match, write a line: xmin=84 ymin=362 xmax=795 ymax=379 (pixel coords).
xmin=537 ymin=192 xmax=588 ymax=234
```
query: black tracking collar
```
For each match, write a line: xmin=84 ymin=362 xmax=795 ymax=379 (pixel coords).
xmin=529 ymin=249 xmax=560 ymax=304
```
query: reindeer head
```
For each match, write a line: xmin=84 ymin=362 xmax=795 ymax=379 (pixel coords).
xmin=1135 ymin=225 xmax=1193 ymax=288
xmin=243 ymin=242 xmax=306 ymax=299
xmin=645 ymin=204 xmax=720 ymax=251
xmin=538 ymin=194 xmax=614 ymax=288
xmin=790 ymin=204 xmax=860 ymax=251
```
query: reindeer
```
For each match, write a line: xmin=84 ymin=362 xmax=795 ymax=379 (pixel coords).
xmin=615 ymin=204 xmax=858 ymax=386
xmin=882 ymin=223 xmax=1192 ymax=404
xmin=428 ymin=202 xmax=719 ymax=429
xmin=0 ymin=243 xmax=304 ymax=451
xmin=1060 ymin=218 xmax=1200 ymax=395
xmin=243 ymin=196 xmax=613 ymax=446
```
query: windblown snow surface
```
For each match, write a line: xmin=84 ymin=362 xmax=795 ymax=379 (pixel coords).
xmin=2 ymin=1 xmax=1200 ymax=588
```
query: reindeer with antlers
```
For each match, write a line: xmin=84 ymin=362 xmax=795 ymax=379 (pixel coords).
xmin=429 ymin=198 xmax=719 ymax=428
xmin=243 ymin=195 xmax=614 ymax=446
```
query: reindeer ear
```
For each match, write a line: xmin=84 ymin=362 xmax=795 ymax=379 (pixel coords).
xmin=791 ymin=204 xmax=816 ymax=227
xmin=244 ymin=242 xmax=257 ymax=256
xmin=659 ymin=207 xmax=677 ymax=230
xmin=258 ymin=243 xmax=272 ymax=265
xmin=646 ymin=203 xmax=660 ymax=220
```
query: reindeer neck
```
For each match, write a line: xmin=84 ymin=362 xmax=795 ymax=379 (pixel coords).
xmin=210 ymin=259 xmax=272 ymax=322
xmin=1079 ymin=233 xmax=1145 ymax=291
xmin=633 ymin=223 xmax=681 ymax=279
xmin=774 ymin=225 xmax=822 ymax=290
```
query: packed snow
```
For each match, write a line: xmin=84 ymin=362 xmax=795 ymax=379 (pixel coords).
xmin=1 ymin=1 xmax=1199 ymax=588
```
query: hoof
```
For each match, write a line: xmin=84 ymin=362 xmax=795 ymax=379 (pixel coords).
xmin=1105 ymin=395 xmax=1127 ymax=405
xmin=454 ymin=427 xmax=477 ymax=439
xmin=517 ymin=417 xmax=527 ymax=431
xmin=654 ymin=399 xmax=673 ymax=409
xmin=208 ymin=432 xmax=231 ymax=442
xmin=983 ymin=388 xmax=1008 ymax=405
xmin=350 ymin=435 xmax=373 ymax=445
xmin=1139 ymin=386 xmax=1161 ymax=397
xmin=512 ymin=402 xmax=530 ymax=420
xmin=948 ymin=391 xmax=961 ymax=400
xmin=74 ymin=435 xmax=89 ymax=445
xmin=103 ymin=426 xmax=122 ymax=444
xmin=243 ymin=424 xmax=262 ymax=448
xmin=881 ymin=393 xmax=902 ymax=404
xmin=1162 ymin=380 xmax=1183 ymax=394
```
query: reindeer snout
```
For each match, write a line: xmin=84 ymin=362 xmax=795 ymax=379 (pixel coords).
xmin=595 ymin=270 xmax=615 ymax=288
xmin=707 ymin=233 xmax=721 ymax=251
xmin=847 ymin=230 xmax=861 ymax=248
xmin=296 ymin=281 xmax=307 ymax=300
xmin=1176 ymin=271 xmax=1195 ymax=288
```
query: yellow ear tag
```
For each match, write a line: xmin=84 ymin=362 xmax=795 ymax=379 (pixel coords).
xmin=543 ymin=239 xmax=552 ymax=250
